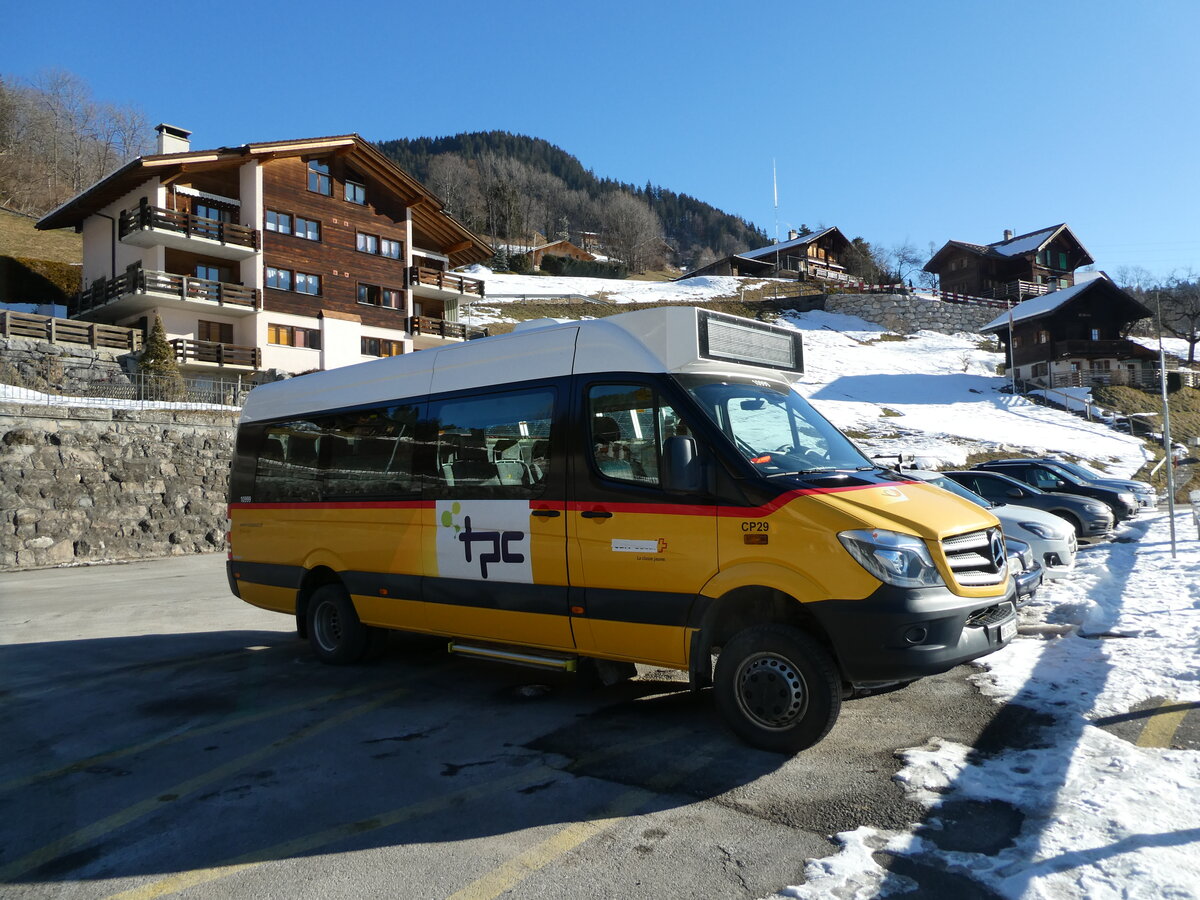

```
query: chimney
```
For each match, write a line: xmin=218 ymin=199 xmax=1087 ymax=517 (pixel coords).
xmin=155 ymin=123 xmax=191 ymax=154
xmin=787 ymin=229 xmax=798 ymax=241
xmin=1003 ymin=229 xmax=1014 ymax=242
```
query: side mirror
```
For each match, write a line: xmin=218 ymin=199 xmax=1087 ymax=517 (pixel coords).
xmin=1006 ymin=488 xmax=1024 ymax=498
xmin=664 ymin=435 xmax=704 ymax=494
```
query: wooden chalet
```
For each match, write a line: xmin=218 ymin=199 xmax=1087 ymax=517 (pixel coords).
xmin=680 ymin=227 xmax=853 ymax=283
xmin=36 ymin=125 xmax=493 ymax=379
xmin=980 ymin=274 xmax=1159 ymax=389
xmin=924 ymin=224 xmax=1094 ymax=302
xmin=524 ymin=239 xmax=595 ymax=269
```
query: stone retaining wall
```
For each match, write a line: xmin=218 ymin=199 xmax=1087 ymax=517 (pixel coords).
xmin=0 ymin=403 xmax=236 ymax=570
xmin=0 ymin=336 xmax=134 ymax=394
xmin=823 ymin=294 xmax=1000 ymax=334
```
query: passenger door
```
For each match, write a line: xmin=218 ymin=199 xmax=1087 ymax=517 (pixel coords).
xmin=421 ymin=385 xmax=572 ymax=649
xmin=567 ymin=380 xmax=717 ymax=667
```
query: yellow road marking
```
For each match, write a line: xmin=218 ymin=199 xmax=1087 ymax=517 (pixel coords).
xmin=447 ymin=739 xmax=722 ymax=900
xmin=99 ymin=726 xmax=699 ymax=900
xmin=0 ymin=681 xmax=387 ymax=795
xmin=0 ymin=688 xmax=408 ymax=882
xmin=1136 ymin=700 xmax=1190 ymax=749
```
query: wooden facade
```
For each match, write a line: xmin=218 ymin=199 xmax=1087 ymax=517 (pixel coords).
xmin=679 ymin=227 xmax=853 ymax=283
xmin=981 ymin=277 xmax=1157 ymax=389
xmin=925 ymin=225 xmax=1094 ymax=301
xmin=38 ymin=131 xmax=493 ymax=376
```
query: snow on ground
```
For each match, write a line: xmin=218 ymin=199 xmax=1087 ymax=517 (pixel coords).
xmin=775 ymin=510 xmax=1200 ymax=900
xmin=777 ymin=310 xmax=1150 ymax=476
xmin=461 ymin=264 xmax=774 ymax=305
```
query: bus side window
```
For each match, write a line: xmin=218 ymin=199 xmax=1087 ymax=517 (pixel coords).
xmin=588 ymin=384 xmax=689 ymax=487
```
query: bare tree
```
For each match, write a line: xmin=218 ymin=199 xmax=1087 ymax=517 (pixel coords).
xmin=887 ymin=240 xmax=925 ymax=286
xmin=599 ymin=193 xmax=663 ymax=273
xmin=1159 ymin=273 xmax=1200 ymax=364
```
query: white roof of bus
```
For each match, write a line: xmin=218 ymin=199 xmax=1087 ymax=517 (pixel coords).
xmin=239 ymin=306 xmax=788 ymax=424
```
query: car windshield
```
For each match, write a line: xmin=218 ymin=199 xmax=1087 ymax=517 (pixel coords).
xmin=1042 ymin=464 xmax=1089 ymax=486
xmin=925 ymin=473 xmax=993 ymax=509
xmin=677 ymin=374 xmax=872 ymax=474
xmin=1052 ymin=459 xmax=1106 ymax=481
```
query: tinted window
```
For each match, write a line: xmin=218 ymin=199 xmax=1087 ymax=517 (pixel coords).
xmin=587 ymin=384 xmax=688 ymax=486
xmin=428 ymin=389 xmax=555 ymax=499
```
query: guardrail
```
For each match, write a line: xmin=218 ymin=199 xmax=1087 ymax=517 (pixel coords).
xmin=0 ymin=371 xmax=250 ymax=409
xmin=0 ymin=309 xmax=142 ymax=351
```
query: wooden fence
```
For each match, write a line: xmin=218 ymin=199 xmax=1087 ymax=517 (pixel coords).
xmin=0 ymin=309 xmax=142 ymax=351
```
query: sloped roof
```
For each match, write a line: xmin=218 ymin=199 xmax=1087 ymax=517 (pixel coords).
xmin=36 ymin=134 xmax=492 ymax=267
xmin=741 ymin=226 xmax=848 ymax=261
xmin=980 ymin=276 xmax=1153 ymax=333
xmin=925 ymin=224 xmax=1095 ymax=273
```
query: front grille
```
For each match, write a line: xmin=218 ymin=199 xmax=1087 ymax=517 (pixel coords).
xmin=941 ymin=527 xmax=1007 ymax=587
xmin=966 ymin=601 xmax=1015 ymax=628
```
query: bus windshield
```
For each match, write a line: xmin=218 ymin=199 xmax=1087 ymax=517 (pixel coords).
xmin=677 ymin=374 xmax=873 ymax=475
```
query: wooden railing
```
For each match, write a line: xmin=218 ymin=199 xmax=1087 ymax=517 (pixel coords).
xmin=170 ymin=338 xmax=261 ymax=368
xmin=982 ymin=280 xmax=1051 ymax=301
xmin=408 ymin=316 xmax=488 ymax=341
xmin=76 ymin=268 xmax=260 ymax=315
xmin=0 ymin=310 xmax=143 ymax=350
xmin=407 ymin=266 xmax=485 ymax=297
xmin=119 ymin=204 xmax=258 ymax=250
xmin=1012 ymin=338 xmax=1154 ymax=368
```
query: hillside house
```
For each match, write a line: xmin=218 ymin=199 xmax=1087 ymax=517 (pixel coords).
xmin=980 ymin=274 xmax=1161 ymax=389
xmin=924 ymin=224 xmax=1094 ymax=301
xmin=680 ymin=227 xmax=853 ymax=283
xmin=524 ymin=239 xmax=595 ymax=270
xmin=36 ymin=126 xmax=493 ymax=380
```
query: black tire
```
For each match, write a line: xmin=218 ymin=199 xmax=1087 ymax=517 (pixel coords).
xmin=306 ymin=583 xmax=371 ymax=665
xmin=1058 ymin=512 xmax=1084 ymax=539
xmin=714 ymin=624 xmax=841 ymax=754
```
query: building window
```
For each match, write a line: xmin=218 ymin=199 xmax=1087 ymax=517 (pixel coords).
xmin=296 ymin=217 xmax=321 ymax=241
xmin=266 ymin=267 xmax=292 ymax=291
xmin=362 ymin=336 xmax=403 ymax=357
xmin=1012 ymin=335 xmax=1023 ymax=348
xmin=381 ymin=238 xmax=402 ymax=259
xmin=344 ymin=176 xmax=366 ymax=205
xmin=194 ymin=202 xmax=232 ymax=223
xmin=265 ymin=211 xmax=292 ymax=234
xmin=1091 ymin=328 xmax=1101 ymax=341
xmin=1036 ymin=330 xmax=1050 ymax=344
xmin=358 ymin=283 xmax=382 ymax=306
xmin=356 ymin=233 xmax=379 ymax=254
xmin=295 ymin=272 xmax=321 ymax=295
xmin=195 ymin=263 xmax=229 ymax=282
xmin=383 ymin=288 xmax=402 ymax=309
xmin=268 ymin=323 xmax=321 ymax=349
xmin=198 ymin=320 xmax=233 ymax=343
xmin=307 ymin=159 xmax=332 ymax=195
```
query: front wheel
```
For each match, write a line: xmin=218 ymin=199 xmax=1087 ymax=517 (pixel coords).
xmin=714 ymin=625 xmax=841 ymax=754
xmin=307 ymin=583 xmax=371 ymax=665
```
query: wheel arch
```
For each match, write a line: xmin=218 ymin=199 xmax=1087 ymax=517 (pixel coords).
xmin=295 ymin=566 xmax=343 ymax=638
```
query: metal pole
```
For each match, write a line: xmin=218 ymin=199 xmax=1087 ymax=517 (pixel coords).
xmin=1007 ymin=297 xmax=1017 ymax=395
xmin=1157 ymin=288 xmax=1177 ymax=557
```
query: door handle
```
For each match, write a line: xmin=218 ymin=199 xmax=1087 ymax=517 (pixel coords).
xmin=530 ymin=509 xmax=561 ymax=518
xmin=581 ymin=510 xmax=613 ymax=519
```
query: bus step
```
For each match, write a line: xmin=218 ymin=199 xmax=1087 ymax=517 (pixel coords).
xmin=448 ymin=641 xmax=578 ymax=672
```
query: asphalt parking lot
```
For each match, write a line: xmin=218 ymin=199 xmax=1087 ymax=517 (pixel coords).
xmin=0 ymin=555 xmax=1063 ymax=899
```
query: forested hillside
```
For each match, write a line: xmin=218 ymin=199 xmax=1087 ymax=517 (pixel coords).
xmin=377 ymin=132 xmax=768 ymax=272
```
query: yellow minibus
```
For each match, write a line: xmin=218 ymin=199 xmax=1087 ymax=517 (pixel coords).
xmin=228 ymin=307 xmax=1014 ymax=752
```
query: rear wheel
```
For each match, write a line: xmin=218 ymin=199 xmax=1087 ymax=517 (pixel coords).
xmin=714 ymin=624 xmax=841 ymax=754
xmin=307 ymin=583 xmax=371 ymax=665
xmin=1058 ymin=512 xmax=1084 ymax=538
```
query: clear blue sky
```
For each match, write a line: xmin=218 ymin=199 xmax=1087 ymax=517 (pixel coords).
xmin=4 ymin=0 xmax=1197 ymax=279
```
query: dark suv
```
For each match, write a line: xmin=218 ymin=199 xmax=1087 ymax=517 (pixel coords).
xmin=972 ymin=459 xmax=1138 ymax=521
xmin=943 ymin=470 xmax=1115 ymax=539
xmin=1022 ymin=457 xmax=1156 ymax=511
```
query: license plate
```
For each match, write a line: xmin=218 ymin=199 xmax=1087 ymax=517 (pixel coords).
xmin=1000 ymin=619 xmax=1017 ymax=642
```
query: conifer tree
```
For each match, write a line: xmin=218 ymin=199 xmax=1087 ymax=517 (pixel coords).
xmin=137 ymin=315 xmax=185 ymax=400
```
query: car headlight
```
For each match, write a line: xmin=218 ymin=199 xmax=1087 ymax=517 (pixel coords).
xmin=838 ymin=529 xmax=944 ymax=588
xmin=1118 ymin=492 xmax=1136 ymax=506
xmin=1019 ymin=521 xmax=1063 ymax=540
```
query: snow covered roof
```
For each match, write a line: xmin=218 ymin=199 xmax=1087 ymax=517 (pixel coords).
xmin=979 ymin=275 xmax=1152 ymax=332
xmin=741 ymin=226 xmax=847 ymax=261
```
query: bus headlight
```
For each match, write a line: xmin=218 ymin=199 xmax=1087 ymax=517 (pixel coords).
xmin=837 ymin=529 xmax=945 ymax=588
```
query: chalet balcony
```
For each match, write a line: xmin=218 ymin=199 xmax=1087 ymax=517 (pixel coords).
xmin=407 ymin=266 xmax=486 ymax=301
xmin=119 ymin=204 xmax=259 ymax=261
xmin=74 ymin=267 xmax=261 ymax=320
xmin=409 ymin=315 xmax=488 ymax=350
xmin=170 ymin=338 xmax=261 ymax=370
xmin=983 ymin=280 xmax=1051 ymax=302
xmin=1011 ymin=338 xmax=1156 ymax=368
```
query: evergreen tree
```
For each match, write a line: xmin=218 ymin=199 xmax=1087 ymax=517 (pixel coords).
xmin=137 ymin=315 xmax=185 ymax=400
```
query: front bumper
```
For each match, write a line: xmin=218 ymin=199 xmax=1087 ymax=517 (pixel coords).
xmin=807 ymin=582 xmax=1017 ymax=686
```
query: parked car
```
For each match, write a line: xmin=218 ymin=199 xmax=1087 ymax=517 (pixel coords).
xmin=972 ymin=459 xmax=1138 ymax=522
xmin=1005 ymin=536 xmax=1043 ymax=604
xmin=904 ymin=470 xmax=1076 ymax=579
xmin=942 ymin=470 xmax=1114 ymax=541
xmin=1024 ymin=457 xmax=1157 ymax=511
